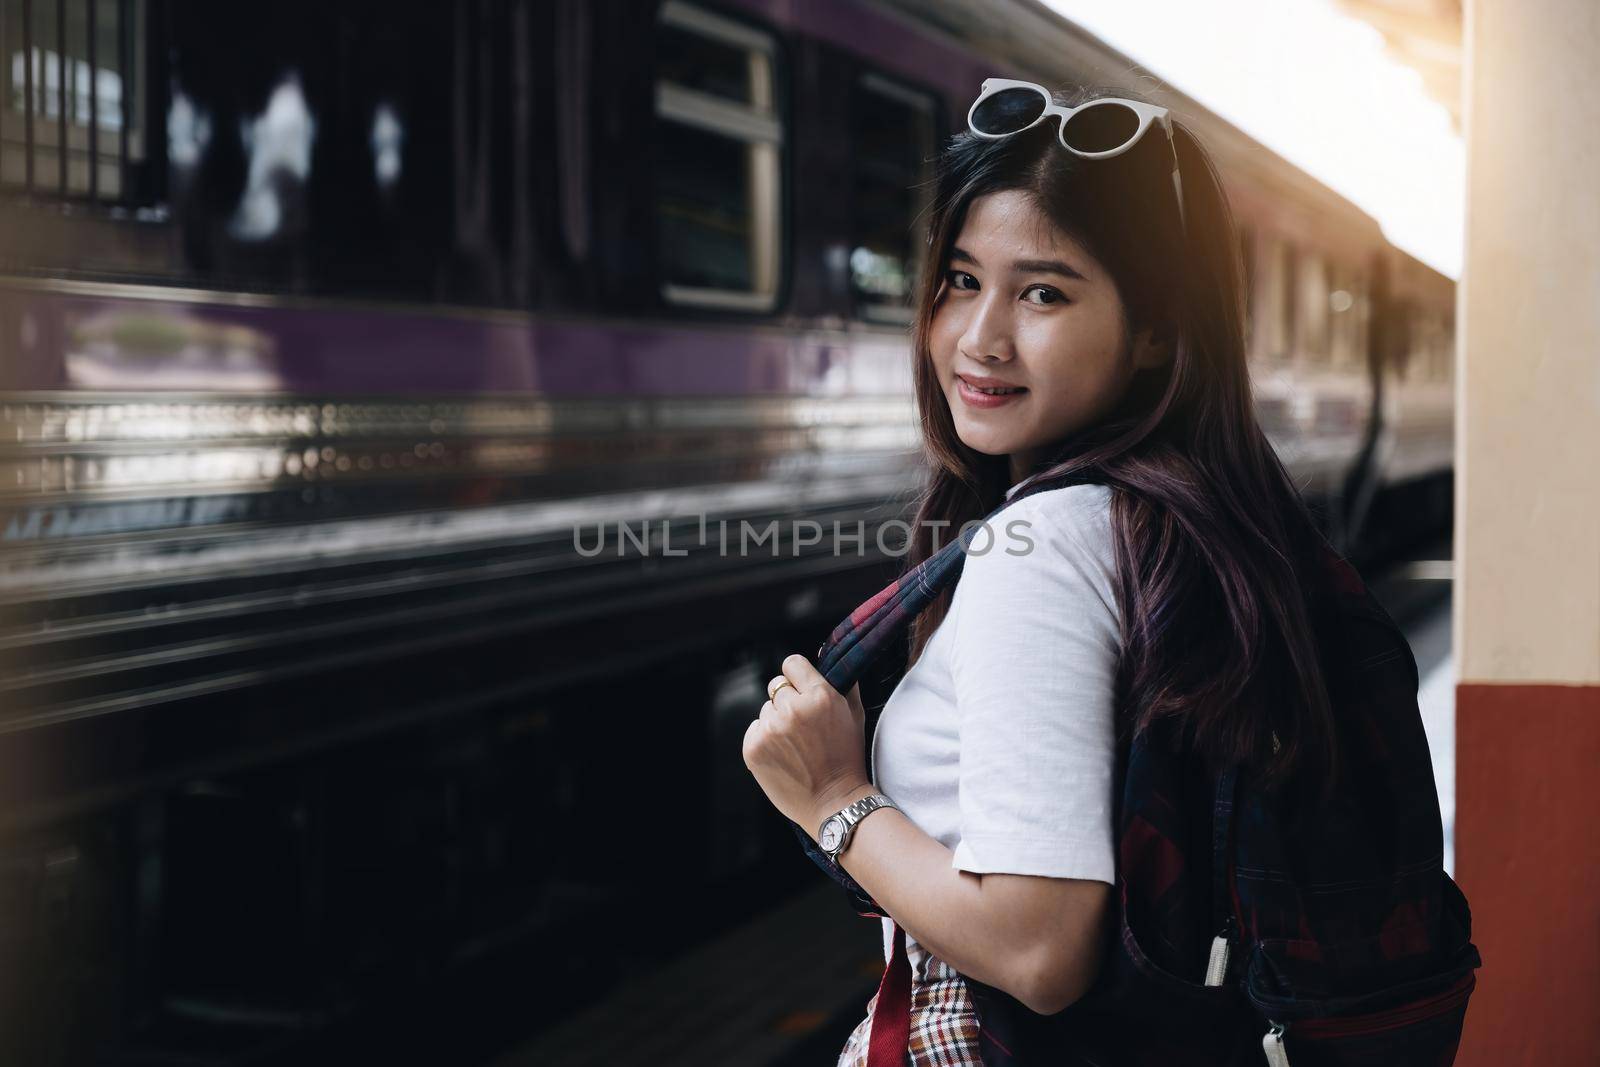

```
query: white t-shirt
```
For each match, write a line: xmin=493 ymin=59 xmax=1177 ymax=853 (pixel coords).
xmin=871 ymin=479 xmax=1121 ymax=963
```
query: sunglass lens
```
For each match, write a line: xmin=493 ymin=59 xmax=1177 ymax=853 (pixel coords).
xmin=971 ymin=87 xmax=1046 ymax=135
xmin=1061 ymin=101 xmax=1141 ymax=153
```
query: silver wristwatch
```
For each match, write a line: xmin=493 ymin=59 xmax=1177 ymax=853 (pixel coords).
xmin=817 ymin=792 xmax=899 ymax=863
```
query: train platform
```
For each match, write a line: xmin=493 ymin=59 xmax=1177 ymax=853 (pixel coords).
xmin=487 ymin=879 xmax=883 ymax=1067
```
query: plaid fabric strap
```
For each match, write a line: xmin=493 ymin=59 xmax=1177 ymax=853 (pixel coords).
xmin=814 ymin=515 xmax=977 ymax=691
xmin=793 ymin=473 xmax=1097 ymax=1059
xmin=815 ymin=470 xmax=1087 ymax=691
xmin=785 ymin=511 xmax=984 ymax=913
xmin=866 ymin=920 xmax=913 ymax=1067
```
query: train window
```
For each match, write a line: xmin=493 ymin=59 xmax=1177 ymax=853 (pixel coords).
xmin=1425 ymin=309 xmax=1454 ymax=382
xmin=1263 ymin=235 xmax=1295 ymax=361
xmin=1417 ymin=311 xmax=1434 ymax=381
xmin=850 ymin=71 xmax=935 ymax=325
xmin=1405 ymin=308 xmax=1424 ymax=382
xmin=1295 ymin=249 xmax=1330 ymax=364
xmin=0 ymin=0 xmax=147 ymax=201
xmin=1399 ymin=304 xmax=1449 ymax=383
xmin=1433 ymin=315 xmax=1446 ymax=382
xmin=658 ymin=13 xmax=760 ymax=108
xmin=1440 ymin=312 xmax=1456 ymax=382
xmin=1327 ymin=261 xmax=1369 ymax=371
xmin=1392 ymin=302 xmax=1417 ymax=381
xmin=654 ymin=0 xmax=782 ymax=312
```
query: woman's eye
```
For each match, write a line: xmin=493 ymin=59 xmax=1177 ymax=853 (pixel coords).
xmin=944 ymin=272 xmax=1063 ymax=305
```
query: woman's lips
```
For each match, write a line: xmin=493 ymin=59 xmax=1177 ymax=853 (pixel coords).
xmin=957 ymin=376 xmax=1028 ymax=409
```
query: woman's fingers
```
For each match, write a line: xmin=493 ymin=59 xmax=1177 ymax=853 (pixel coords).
xmin=743 ymin=654 xmax=869 ymax=828
xmin=781 ymin=652 xmax=828 ymax=692
xmin=762 ymin=654 xmax=844 ymax=724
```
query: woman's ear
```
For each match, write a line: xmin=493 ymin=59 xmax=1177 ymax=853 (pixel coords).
xmin=1129 ymin=326 xmax=1174 ymax=371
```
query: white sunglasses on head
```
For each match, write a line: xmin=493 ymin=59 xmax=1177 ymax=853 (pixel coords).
xmin=966 ymin=78 xmax=1187 ymax=235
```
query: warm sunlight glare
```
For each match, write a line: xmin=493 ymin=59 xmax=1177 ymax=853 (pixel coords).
xmin=1043 ymin=0 xmax=1464 ymax=279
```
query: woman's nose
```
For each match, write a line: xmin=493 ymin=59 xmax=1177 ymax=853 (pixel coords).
xmin=957 ymin=292 xmax=1015 ymax=362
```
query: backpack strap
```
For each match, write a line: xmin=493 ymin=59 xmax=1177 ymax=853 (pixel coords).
xmin=1210 ymin=763 xmax=1238 ymax=937
xmin=792 ymin=470 xmax=1106 ymax=912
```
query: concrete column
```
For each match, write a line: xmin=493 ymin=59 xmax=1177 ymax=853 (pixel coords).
xmin=1455 ymin=1 xmax=1600 ymax=1063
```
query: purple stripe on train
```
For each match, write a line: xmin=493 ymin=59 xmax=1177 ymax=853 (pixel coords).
xmin=0 ymin=286 xmax=912 ymax=396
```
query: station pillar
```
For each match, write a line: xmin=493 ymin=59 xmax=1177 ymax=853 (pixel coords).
xmin=1454 ymin=1 xmax=1600 ymax=1063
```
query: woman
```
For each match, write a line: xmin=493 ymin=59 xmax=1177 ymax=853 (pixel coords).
xmin=743 ymin=80 xmax=1338 ymax=1065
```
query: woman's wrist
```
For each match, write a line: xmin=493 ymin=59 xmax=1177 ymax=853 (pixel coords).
xmin=808 ymin=779 xmax=879 ymax=843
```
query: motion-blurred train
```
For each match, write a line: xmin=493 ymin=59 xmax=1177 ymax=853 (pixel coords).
xmin=0 ymin=0 xmax=1455 ymax=1061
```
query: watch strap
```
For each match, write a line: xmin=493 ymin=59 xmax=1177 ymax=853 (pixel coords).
xmin=842 ymin=792 xmax=897 ymax=828
xmin=823 ymin=792 xmax=898 ymax=860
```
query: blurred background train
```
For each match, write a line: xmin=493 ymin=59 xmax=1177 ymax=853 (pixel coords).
xmin=0 ymin=0 xmax=1455 ymax=1062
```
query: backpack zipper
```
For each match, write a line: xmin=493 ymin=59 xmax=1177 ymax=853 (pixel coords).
xmin=1203 ymin=914 xmax=1234 ymax=986
xmin=1261 ymin=1020 xmax=1290 ymax=1066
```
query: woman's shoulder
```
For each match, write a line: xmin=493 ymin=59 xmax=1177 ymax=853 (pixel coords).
xmin=953 ymin=480 xmax=1122 ymax=657
xmin=959 ymin=481 xmax=1120 ymax=618
xmin=993 ymin=482 xmax=1115 ymax=559
xmin=1009 ymin=479 xmax=1114 ymax=516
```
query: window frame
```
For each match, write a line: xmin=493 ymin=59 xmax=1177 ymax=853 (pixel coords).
xmin=1262 ymin=233 xmax=1297 ymax=362
xmin=1325 ymin=258 xmax=1369 ymax=373
xmin=847 ymin=67 xmax=938 ymax=327
xmin=0 ymin=0 xmax=153 ymax=207
xmin=652 ymin=0 xmax=784 ymax=314
xmin=1294 ymin=247 xmax=1330 ymax=366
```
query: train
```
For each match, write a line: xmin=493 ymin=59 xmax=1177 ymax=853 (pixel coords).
xmin=0 ymin=0 xmax=1456 ymax=1062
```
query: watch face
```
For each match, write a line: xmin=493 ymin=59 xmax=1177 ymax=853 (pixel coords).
xmin=820 ymin=816 xmax=844 ymax=852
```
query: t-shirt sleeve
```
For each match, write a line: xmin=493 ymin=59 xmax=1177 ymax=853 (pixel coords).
xmin=948 ymin=484 xmax=1119 ymax=885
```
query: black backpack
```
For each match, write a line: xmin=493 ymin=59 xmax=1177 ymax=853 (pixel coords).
xmin=792 ymin=473 xmax=1480 ymax=1065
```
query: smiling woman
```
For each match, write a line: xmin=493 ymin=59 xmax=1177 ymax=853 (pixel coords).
xmin=745 ymin=76 xmax=1376 ymax=1067
xmin=934 ymin=189 xmax=1173 ymax=484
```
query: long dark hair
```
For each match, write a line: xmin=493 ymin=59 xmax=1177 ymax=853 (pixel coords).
xmin=904 ymin=83 xmax=1338 ymax=796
